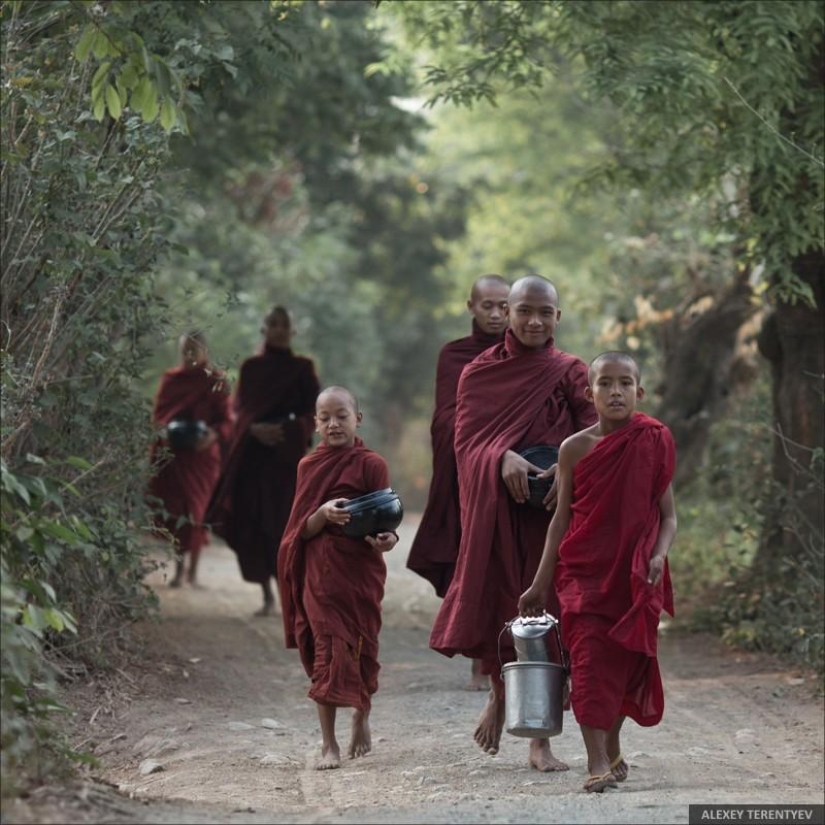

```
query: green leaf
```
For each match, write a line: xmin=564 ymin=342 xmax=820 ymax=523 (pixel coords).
xmin=93 ymin=95 xmax=106 ymax=122
xmin=75 ymin=25 xmax=96 ymax=62
xmin=92 ymin=30 xmax=111 ymax=60
xmin=159 ymin=98 xmax=176 ymax=131
xmin=130 ymin=75 xmax=151 ymax=111
xmin=66 ymin=456 xmax=93 ymax=471
xmin=141 ymin=86 xmax=159 ymax=123
xmin=91 ymin=60 xmax=111 ymax=93
xmin=23 ymin=605 xmax=45 ymax=635
xmin=43 ymin=609 xmax=65 ymax=632
xmin=105 ymin=84 xmax=122 ymax=119
xmin=39 ymin=522 xmax=80 ymax=544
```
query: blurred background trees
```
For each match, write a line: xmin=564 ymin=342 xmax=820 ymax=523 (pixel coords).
xmin=1 ymin=0 xmax=822 ymax=795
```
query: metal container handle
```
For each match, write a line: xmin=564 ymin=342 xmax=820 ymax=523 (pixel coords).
xmin=498 ymin=612 xmax=568 ymax=677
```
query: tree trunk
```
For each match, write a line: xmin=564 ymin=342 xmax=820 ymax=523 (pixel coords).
xmin=655 ymin=270 xmax=759 ymax=488
xmin=756 ymin=250 xmax=825 ymax=570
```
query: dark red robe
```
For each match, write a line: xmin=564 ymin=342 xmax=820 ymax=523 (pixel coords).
xmin=147 ymin=366 xmax=233 ymax=555
xmin=430 ymin=329 xmax=597 ymax=672
xmin=555 ymin=412 xmax=676 ymax=729
xmin=205 ymin=346 xmax=320 ymax=583
xmin=278 ymin=439 xmax=391 ymax=710
xmin=406 ymin=321 xmax=503 ymax=596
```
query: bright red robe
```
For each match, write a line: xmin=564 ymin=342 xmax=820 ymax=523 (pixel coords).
xmin=206 ymin=346 xmax=320 ymax=583
xmin=278 ymin=439 xmax=391 ymax=710
xmin=148 ymin=366 xmax=233 ymax=555
xmin=429 ymin=329 xmax=597 ymax=670
xmin=555 ymin=412 xmax=676 ymax=729
xmin=406 ymin=321 xmax=503 ymax=596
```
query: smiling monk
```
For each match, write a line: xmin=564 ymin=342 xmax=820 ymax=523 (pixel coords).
xmin=429 ymin=275 xmax=597 ymax=771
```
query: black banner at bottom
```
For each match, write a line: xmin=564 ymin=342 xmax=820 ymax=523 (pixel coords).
xmin=689 ymin=805 xmax=824 ymax=825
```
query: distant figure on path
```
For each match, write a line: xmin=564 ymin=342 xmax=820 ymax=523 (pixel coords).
xmin=206 ymin=306 xmax=320 ymax=616
xmin=520 ymin=351 xmax=677 ymax=793
xmin=407 ymin=274 xmax=510 ymax=690
xmin=148 ymin=331 xmax=232 ymax=588
xmin=278 ymin=386 xmax=399 ymax=770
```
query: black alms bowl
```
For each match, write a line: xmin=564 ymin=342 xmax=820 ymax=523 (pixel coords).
xmin=166 ymin=419 xmax=208 ymax=451
xmin=340 ymin=489 xmax=403 ymax=538
xmin=519 ymin=445 xmax=559 ymax=509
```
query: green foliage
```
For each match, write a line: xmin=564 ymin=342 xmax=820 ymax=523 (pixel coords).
xmin=683 ymin=384 xmax=824 ymax=677
xmin=1 ymin=459 xmax=93 ymax=795
xmin=144 ymin=1 xmax=471 ymax=489
xmin=1 ymin=0 xmax=173 ymax=793
xmin=389 ymin=0 xmax=825 ymax=303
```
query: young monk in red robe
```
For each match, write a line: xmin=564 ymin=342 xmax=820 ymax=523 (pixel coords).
xmin=430 ymin=275 xmax=598 ymax=772
xmin=278 ymin=386 xmax=398 ymax=770
xmin=206 ymin=306 xmax=320 ymax=616
xmin=519 ymin=351 xmax=678 ymax=793
xmin=406 ymin=274 xmax=510 ymax=691
xmin=148 ymin=331 xmax=233 ymax=587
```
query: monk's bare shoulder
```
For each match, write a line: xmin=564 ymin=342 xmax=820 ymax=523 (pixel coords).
xmin=559 ymin=425 xmax=600 ymax=468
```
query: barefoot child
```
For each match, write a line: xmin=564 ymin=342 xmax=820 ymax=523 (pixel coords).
xmin=278 ymin=386 xmax=399 ymax=770
xmin=519 ymin=351 xmax=678 ymax=793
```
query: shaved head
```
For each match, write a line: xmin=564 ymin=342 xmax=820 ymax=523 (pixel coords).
xmin=470 ymin=274 xmax=510 ymax=303
xmin=316 ymin=385 xmax=359 ymax=414
xmin=589 ymin=351 xmax=641 ymax=384
xmin=508 ymin=275 xmax=559 ymax=306
xmin=265 ymin=304 xmax=291 ymax=327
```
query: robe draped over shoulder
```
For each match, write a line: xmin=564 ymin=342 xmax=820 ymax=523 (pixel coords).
xmin=556 ymin=412 xmax=676 ymax=728
xmin=148 ymin=366 xmax=232 ymax=554
xmin=406 ymin=321 xmax=502 ymax=597
xmin=278 ymin=439 xmax=390 ymax=710
xmin=430 ymin=329 xmax=597 ymax=665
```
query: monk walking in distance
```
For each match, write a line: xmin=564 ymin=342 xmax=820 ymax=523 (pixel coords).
xmin=147 ymin=331 xmax=232 ymax=588
xmin=207 ymin=306 xmax=320 ymax=616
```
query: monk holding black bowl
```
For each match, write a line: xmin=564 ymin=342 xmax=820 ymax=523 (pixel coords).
xmin=429 ymin=275 xmax=597 ymax=771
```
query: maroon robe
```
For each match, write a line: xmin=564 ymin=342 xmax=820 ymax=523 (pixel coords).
xmin=429 ymin=329 xmax=597 ymax=672
xmin=278 ymin=439 xmax=391 ymax=710
xmin=556 ymin=412 xmax=675 ymax=729
xmin=406 ymin=320 xmax=503 ymax=596
xmin=147 ymin=366 xmax=233 ymax=555
xmin=206 ymin=346 xmax=320 ymax=583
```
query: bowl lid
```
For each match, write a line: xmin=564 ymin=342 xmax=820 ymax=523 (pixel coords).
xmin=507 ymin=613 xmax=558 ymax=638
xmin=519 ymin=445 xmax=559 ymax=470
xmin=343 ymin=489 xmax=399 ymax=514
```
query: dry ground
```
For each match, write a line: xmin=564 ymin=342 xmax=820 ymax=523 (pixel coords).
xmin=5 ymin=514 xmax=824 ymax=825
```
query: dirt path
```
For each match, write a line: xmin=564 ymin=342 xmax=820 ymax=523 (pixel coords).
xmin=6 ymin=515 xmax=824 ymax=824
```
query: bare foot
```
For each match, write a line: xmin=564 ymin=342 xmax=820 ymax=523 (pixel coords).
xmin=528 ymin=738 xmax=569 ymax=771
xmin=187 ymin=577 xmax=205 ymax=589
xmin=168 ymin=577 xmax=183 ymax=589
xmin=463 ymin=660 xmax=488 ymax=692
xmin=253 ymin=600 xmax=275 ymax=617
xmin=315 ymin=742 xmax=341 ymax=770
xmin=609 ymin=753 xmax=628 ymax=781
xmin=348 ymin=709 xmax=372 ymax=759
xmin=474 ymin=689 xmax=505 ymax=755
xmin=584 ymin=771 xmax=618 ymax=793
